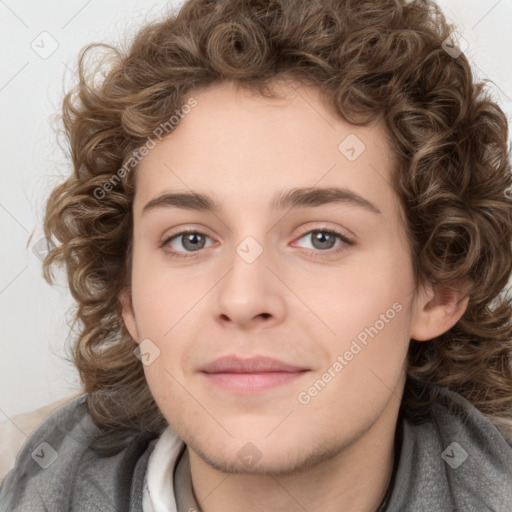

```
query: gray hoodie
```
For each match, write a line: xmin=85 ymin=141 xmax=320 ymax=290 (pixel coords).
xmin=1 ymin=385 xmax=511 ymax=511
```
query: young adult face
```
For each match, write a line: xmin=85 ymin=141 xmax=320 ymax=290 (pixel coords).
xmin=120 ymin=79 xmax=467 ymax=477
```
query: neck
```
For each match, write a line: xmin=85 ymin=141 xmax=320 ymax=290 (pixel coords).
xmin=187 ymin=397 xmax=400 ymax=512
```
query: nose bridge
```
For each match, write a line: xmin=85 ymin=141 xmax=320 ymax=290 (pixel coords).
xmin=225 ymin=208 xmax=272 ymax=275
xmin=226 ymin=231 xmax=271 ymax=298
xmin=214 ymin=227 xmax=285 ymax=325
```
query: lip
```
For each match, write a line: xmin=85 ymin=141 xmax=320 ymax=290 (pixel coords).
xmin=200 ymin=355 xmax=309 ymax=394
xmin=201 ymin=355 xmax=307 ymax=373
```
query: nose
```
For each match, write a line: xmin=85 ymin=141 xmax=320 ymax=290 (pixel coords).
xmin=213 ymin=241 xmax=287 ymax=330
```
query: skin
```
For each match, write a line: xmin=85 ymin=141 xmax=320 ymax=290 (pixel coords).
xmin=120 ymin=79 xmax=468 ymax=512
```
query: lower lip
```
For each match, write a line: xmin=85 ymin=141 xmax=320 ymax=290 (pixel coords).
xmin=202 ymin=371 xmax=307 ymax=393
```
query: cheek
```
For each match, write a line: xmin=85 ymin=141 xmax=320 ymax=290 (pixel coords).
xmin=297 ymin=296 xmax=411 ymax=432
xmin=130 ymin=248 xmax=212 ymax=388
xmin=321 ymin=246 xmax=411 ymax=332
xmin=130 ymin=246 xmax=201 ymax=335
xmin=313 ymin=243 xmax=413 ymax=380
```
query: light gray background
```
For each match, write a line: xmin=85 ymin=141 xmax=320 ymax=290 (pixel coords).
xmin=1 ymin=0 xmax=511 ymax=420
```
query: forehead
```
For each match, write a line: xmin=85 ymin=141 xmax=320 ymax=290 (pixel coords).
xmin=133 ymin=80 xmax=397 ymax=217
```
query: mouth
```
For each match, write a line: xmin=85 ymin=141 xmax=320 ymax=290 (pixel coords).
xmin=200 ymin=355 xmax=310 ymax=394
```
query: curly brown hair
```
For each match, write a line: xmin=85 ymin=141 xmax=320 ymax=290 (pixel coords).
xmin=41 ymin=0 xmax=512 ymax=450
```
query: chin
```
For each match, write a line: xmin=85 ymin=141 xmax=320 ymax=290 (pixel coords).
xmin=191 ymin=440 xmax=316 ymax=475
xmin=184 ymin=425 xmax=342 ymax=476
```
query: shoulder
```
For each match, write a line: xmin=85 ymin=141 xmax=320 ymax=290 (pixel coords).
xmin=391 ymin=384 xmax=512 ymax=511
xmin=0 ymin=394 xmax=158 ymax=512
xmin=428 ymin=384 xmax=512 ymax=463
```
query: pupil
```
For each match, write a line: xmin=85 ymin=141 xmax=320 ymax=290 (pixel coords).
xmin=185 ymin=233 xmax=204 ymax=251
xmin=314 ymin=232 xmax=334 ymax=249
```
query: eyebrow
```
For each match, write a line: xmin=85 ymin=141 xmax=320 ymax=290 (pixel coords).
xmin=142 ymin=186 xmax=382 ymax=215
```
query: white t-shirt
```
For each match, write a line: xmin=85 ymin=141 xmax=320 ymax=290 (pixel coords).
xmin=142 ymin=425 xmax=186 ymax=512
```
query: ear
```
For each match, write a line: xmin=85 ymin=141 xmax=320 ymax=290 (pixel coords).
xmin=410 ymin=278 xmax=471 ymax=341
xmin=118 ymin=287 xmax=140 ymax=343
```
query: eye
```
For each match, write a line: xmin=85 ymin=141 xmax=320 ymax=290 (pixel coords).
xmin=161 ymin=227 xmax=354 ymax=259
xmin=161 ymin=230 xmax=215 ymax=258
xmin=293 ymin=228 xmax=353 ymax=254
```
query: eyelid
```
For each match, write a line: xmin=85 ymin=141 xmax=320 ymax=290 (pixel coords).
xmin=294 ymin=223 xmax=353 ymax=243
xmin=159 ymin=228 xmax=216 ymax=252
xmin=290 ymin=226 xmax=354 ymax=255
xmin=160 ymin=224 xmax=354 ymax=258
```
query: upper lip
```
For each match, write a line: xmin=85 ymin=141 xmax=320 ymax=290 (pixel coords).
xmin=201 ymin=355 xmax=308 ymax=374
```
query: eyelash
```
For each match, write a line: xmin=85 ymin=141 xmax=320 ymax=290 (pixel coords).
xmin=160 ymin=227 xmax=354 ymax=260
